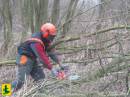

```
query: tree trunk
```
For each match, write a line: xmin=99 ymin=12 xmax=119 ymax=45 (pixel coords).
xmin=0 ymin=0 xmax=12 ymax=57
xmin=62 ymin=0 xmax=79 ymax=37
xmin=51 ymin=0 xmax=60 ymax=25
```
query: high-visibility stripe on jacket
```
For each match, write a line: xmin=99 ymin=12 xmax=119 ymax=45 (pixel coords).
xmin=26 ymin=37 xmax=52 ymax=70
xmin=27 ymin=38 xmax=45 ymax=49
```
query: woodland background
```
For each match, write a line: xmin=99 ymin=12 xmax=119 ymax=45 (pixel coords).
xmin=0 ymin=0 xmax=130 ymax=97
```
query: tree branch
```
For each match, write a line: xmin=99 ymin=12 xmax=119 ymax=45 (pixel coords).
xmin=85 ymin=25 xmax=130 ymax=37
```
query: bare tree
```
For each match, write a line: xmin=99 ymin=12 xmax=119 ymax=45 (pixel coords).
xmin=0 ymin=0 xmax=12 ymax=57
xmin=51 ymin=0 xmax=60 ymax=25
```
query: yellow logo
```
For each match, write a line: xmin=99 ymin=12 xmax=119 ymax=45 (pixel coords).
xmin=1 ymin=84 xmax=12 ymax=96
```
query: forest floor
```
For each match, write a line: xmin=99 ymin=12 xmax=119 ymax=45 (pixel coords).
xmin=0 ymin=63 xmax=129 ymax=97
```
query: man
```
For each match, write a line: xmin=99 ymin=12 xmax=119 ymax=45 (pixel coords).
xmin=12 ymin=23 xmax=62 ymax=91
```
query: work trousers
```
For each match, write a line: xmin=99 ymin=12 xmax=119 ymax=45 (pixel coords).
xmin=12 ymin=54 xmax=45 ymax=91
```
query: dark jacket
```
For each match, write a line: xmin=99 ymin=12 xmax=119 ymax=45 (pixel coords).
xmin=18 ymin=32 xmax=59 ymax=70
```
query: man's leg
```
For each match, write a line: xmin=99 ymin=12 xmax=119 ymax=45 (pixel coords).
xmin=30 ymin=64 xmax=45 ymax=82
xmin=12 ymin=54 xmax=34 ymax=91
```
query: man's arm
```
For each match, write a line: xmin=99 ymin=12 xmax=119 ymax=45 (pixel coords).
xmin=30 ymin=42 xmax=52 ymax=70
xmin=47 ymin=48 xmax=60 ymax=64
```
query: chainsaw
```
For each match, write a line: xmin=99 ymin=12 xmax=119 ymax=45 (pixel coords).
xmin=51 ymin=65 xmax=80 ymax=80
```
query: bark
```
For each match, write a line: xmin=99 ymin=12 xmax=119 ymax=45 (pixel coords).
xmin=51 ymin=0 xmax=60 ymax=25
xmin=85 ymin=25 xmax=130 ymax=37
xmin=34 ymin=0 xmax=48 ymax=32
xmin=62 ymin=0 xmax=79 ymax=37
xmin=0 ymin=0 xmax=12 ymax=57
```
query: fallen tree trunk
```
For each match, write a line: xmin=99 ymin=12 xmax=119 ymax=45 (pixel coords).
xmin=0 ymin=60 xmax=16 ymax=65
xmin=47 ymin=36 xmax=80 ymax=50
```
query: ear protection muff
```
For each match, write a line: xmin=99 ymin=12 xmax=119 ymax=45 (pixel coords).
xmin=42 ymin=31 xmax=49 ymax=38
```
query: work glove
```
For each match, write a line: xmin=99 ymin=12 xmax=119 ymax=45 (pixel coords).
xmin=51 ymin=64 xmax=66 ymax=79
xmin=51 ymin=68 xmax=59 ymax=77
xmin=51 ymin=64 xmax=61 ymax=76
xmin=59 ymin=65 xmax=69 ymax=74
xmin=55 ymin=64 xmax=67 ymax=70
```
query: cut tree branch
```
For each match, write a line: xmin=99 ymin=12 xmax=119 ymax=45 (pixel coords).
xmin=85 ymin=25 xmax=130 ymax=37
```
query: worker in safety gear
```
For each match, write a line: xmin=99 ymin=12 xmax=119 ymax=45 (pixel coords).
xmin=12 ymin=23 xmax=63 ymax=92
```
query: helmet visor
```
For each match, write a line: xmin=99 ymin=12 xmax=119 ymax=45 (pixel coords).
xmin=48 ymin=35 xmax=56 ymax=42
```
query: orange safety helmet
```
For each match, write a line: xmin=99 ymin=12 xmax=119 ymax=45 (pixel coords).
xmin=40 ymin=23 xmax=57 ymax=38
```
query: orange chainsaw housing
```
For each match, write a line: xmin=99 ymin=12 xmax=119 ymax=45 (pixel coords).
xmin=57 ymin=71 xmax=66 ymax=80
